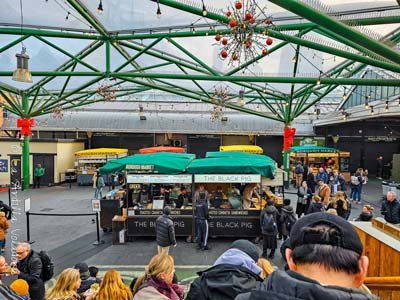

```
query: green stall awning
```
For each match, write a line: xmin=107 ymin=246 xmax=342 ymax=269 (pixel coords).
xmin=290 ymin=146 xmax=340 ymax=153
xmin=100 ymin=152 xmax=195 ymax=175
xmin=187 ymin=154 xmax=276 ymax=179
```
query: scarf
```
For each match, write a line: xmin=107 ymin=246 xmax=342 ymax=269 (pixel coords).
xmin=147 ymin=276 xmax=184 ymax=300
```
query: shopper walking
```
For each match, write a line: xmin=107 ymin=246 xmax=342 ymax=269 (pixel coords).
xmin=381 ymin=191 xmax=400 ymax=224
xmin=306 ymin=168 xmax=316 ymax=193
xmin=294 ymin=162 xmax=304 ymax=188
xmin=93 ymin=172 xmax=105 ymax=199
xmin=260 ymin=200 xmax=278 ymax=259
xmin=296 ymin=181 xmax=312 ymax=218
xmin=156 ymin=206 xmax=177 ymax=255
xmin=33 ymin=164 xmax=45 ymax=189
xmin=194 ymin=185 xmax=210 ymax=250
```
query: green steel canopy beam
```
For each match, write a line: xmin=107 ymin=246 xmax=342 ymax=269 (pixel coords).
xmin=116 ymin=76 xmax=283 ymax=122
xmin=0 ymin=27 xmax=100 ymax=40
xmin=1 ymin=72 xmax=399 ymax=86
xmin=269 ymin=0 xmax=400 ymax=65
xmin=66 ymin=0 xmax=108 ymax=37
xmin=157 ymin=0 xmax=400 ymax=73
xmin=26 ymin=40 xmax=103 ymax=94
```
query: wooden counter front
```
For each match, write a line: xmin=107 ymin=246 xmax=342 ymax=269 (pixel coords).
xmin=352 ymin=221 xmax=400 ymax=299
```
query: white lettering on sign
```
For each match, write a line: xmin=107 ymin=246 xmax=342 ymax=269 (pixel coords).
xmin=127 ymin=174 xmax=192 ymax=184
xmin=194 ymin=174 xmax=260 ymax=183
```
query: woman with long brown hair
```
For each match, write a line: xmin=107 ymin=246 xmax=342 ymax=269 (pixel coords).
xmin=45 ymin=268 xmax=81 ymax=300
xmin=95 ymin=269 xmax=132 ymax=300
xmin=133 ymin=254 xmax=184 ymax=300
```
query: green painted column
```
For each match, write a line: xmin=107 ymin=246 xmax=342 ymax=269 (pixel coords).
xmin=283 ymin=150 xmax=290 ymax=189
xmin=21 ymin=93 xmax=30 ymax=190
xmin=22 ymin=135 xmax=30 ymax=190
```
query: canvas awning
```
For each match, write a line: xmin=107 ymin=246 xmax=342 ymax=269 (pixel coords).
xmin=187 ymin=153 xmax=276 ymax=179
xmin=100 ymin=152 xmax=195 ymax=175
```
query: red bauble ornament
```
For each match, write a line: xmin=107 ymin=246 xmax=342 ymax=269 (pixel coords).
xmin=235 ymin=1 xmax=243 ymax=10
xmin=266 ymin=37 xmax=273 ymax=45
xmin=215 ymin=34 xmax=222 ymax=41
xmin=221 ymin=49 xmax=228 ymax=58
xmin=229 ymin=19 xmax=237 ymax=28
xmin=264 ymin=18 xmax=272 ymax=24
xmin=245 ymin=12 xmax=253 ymax=21
xmin=222 ymin=38 xmax=228 ymax=45
xmin=262 ymin=48 xmax=268 ymax=56
xmin=249 ymin=18 xmax=255 ymax=24
xmin=232 ymin=53 xmax=238 ymax=61
xmin=245 ymin=41 xmax=252 ymax=48
xmin=226 ymin=10 xmax=231 ymax=17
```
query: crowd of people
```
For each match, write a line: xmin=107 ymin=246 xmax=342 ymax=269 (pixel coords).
xmin=1 ymin=164 xmax=399 ymax=299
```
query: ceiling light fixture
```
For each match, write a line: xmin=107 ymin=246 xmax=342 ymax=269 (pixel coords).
xmin=364 ymin=96 xmax=369 ymax=109
xmin=201 ymin=0 xmax=207 ymax=16
xmin=237 ymin=90 xmax=245 ymax=106
xmin=156 ymin=0 xmax=162 ymax=18
xmin=385 ymin=100 xmax=389 ymax=112
xmin=12 ymin=47 xmax=32 ymax=83
xmin=316 ymin=71 xmax=322 ymax=86
xmin=370 ymin=106 xmax=374 ymax=115
xmin=97 ymin=0 xmax=103 ymax=14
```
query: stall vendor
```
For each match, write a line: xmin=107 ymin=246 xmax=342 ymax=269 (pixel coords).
xmin=159 ymin=186 xmax=171 ymax=206
xmin=176 ymin=187 xmax=189 ymax=208
xmin=194 ymin=184 xmax=209 ymax=205
xmin=243 ymin=183 xmax=261 ymax=209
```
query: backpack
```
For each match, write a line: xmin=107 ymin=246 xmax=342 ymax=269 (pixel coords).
xmin=38 ymin=251 xmax=54 ymax=281
xmin=351 ymin=176 xmax=359 ymax=186
xmin=262 ymin=213 xmax=276 ymax=233
xmin=286 ymin=214 xmax=297 ymax=233
xmin=295 ymin=165 xmax=304 ymax=174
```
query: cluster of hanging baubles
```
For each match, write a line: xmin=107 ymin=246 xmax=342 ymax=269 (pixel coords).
xmin=215 ymin=1 xmax=273 ymax=61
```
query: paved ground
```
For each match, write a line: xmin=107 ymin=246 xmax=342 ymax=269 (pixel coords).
xmin=0 ymin=178 xmax=387 ymax=282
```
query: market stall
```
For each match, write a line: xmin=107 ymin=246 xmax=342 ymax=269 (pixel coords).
xmin=100 ymin=152 xmax=196 ymax=238
xmin=290 ymin=146 xmax=351 ymax=182
xmin=75 ymin=148 xmax=128 ymax=185
xmin=187 ymin=151 xmax=277 ymax=237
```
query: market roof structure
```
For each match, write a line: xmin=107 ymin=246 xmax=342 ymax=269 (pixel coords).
xmin=0 ymin=0 xmax=399 ymax=188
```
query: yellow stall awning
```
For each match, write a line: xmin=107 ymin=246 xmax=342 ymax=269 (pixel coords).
xmin=75 ymin=148 xmax=128 ymax=157
xmin=219 ymin=145 xmax=263 ymax=154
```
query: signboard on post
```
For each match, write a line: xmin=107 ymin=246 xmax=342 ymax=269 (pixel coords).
xmin=194 ymin=174 xmax=260 ymax=183
xmin=24 ymin=198 xmax=30 ymax=213
xmin=91 ymin=199 xmax=101 ymax=212
xmin=127 ymin=174 xmax=192 ymax=184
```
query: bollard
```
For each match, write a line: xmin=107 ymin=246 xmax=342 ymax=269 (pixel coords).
xmin=26 ymin=211 xmax=30 ymax=243
xmin=93 ymin=212 xmax=104 ymax=245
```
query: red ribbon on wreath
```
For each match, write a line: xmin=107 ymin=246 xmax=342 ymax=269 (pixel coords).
xmin=17 ymin=118 xmax=35 ymax=136
xmin=283 ymin=127 xmax=296 ymax=151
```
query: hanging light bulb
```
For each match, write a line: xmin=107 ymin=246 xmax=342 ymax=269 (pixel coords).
xmin=12 ymin=47 xmax=32 ymax=83
xmin=316 ymin=71 xmax=322 ymax=86
xmin=364 ymin=96 xmax=369 ymax=109
xmin=385 ymin=100 xmax=389 ymax=112
xmin=201 ymin=0 xmax=207 ymax=16
xmin=291 ymin=56 xmax=297 ymax=64
xmin=370 ymin=106 xmax=374 ymax=115
xmin=342 ymin=88 xmax=347 ymax=101
xmin=398 ymin=96 xmax=400 ymax=106
xmin=97 ymin=0 xmax=103 ymax=14
xmin=156 ymin=0 xmax=162 ymax=18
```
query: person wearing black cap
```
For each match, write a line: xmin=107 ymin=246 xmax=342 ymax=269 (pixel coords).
xmin=186 ymin=239 xmax=263 ymax=300
xmin=74 ymin=262 xmax=100 ymax=295
xmin=155 ymin=206 xmax=177 ymax=255
xmin=235 ymin=213 xmax=377 ymax=300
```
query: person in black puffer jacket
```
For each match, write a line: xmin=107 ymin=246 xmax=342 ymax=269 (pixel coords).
xmin=381 ymin=191 xmax=400 ymax=224
xmin=156 ymin=206 xmax=176 ymax=255
xmin=186 ymin=239 xmax=263 ymax=300
xmin=14 ymin=243 xmax=44 ymax=300
xmin=235 ymin=213 xmax=378 ymax=300
xmin=355 ymin=205 xmax=374 ymax=222
xmin=306 ymin=195 xmax=323 ymax=214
